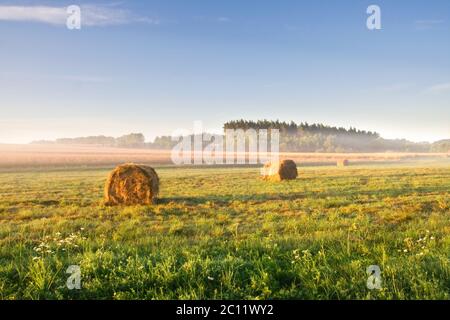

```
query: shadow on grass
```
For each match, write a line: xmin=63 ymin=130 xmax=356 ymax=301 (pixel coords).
xmin=158 ymin=185 xmax=448 ymax=206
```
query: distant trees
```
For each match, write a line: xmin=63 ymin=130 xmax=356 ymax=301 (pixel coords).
xmin=224 ymin=119 xmax=380 ymax=138
xmin=56 ymin=135 xmax=115 ymax=146
xmin=126 ymin=121 xmax=447 ymax=153
xmin=36 ymin=133 xmax=146 ymax=148
xmin=431 ymin=139 xmax=450 ymax=152
xmin=30 ymin=120 xmax=447 ymax=153
xmin=223 ymin=119 xmax=432 ymax=153
xmin=115 ymin=133 xmax=145 ymax=148
xmin=148 ymin=136 xmax=176 ymax=149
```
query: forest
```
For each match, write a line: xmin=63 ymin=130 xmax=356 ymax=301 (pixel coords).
xmin=31 ymin=120 xmax=450 ymax=153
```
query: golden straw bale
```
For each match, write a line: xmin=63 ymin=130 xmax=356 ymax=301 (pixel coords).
xmin=337 ymin=159 xmax=349 ymax=167
xmin=104 ymin=163 xmax=159 ymax=205
xmin=261 ymin=160 xmax=298 ymax=181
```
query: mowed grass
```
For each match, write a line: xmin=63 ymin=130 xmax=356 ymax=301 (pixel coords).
xmin=0 ymin=164 xmax=449 ymax=300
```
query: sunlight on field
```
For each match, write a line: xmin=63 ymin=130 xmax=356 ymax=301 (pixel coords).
xmin=0 ymin=144 xmax=448 ymax=169
xmin=0 ymin=162 xmax=448 ymax=299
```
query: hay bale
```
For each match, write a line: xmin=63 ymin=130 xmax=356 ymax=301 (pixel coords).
xmin=337 ymin=159 xmax=349 ymax=167
xmin=104 ymin=163 xmax=159 ymax=205
xmin=261 ymin=160 xmax=298 ymax=181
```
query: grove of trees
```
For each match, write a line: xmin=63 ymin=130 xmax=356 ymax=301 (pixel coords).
xmin=33 ymin=133 xmax=145 ymax=148
xmin=32 ymin=120 xmax=449 ymax=153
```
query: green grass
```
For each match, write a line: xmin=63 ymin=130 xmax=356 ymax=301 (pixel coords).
xmin=0 ymin=164 xmax=449 ymax=299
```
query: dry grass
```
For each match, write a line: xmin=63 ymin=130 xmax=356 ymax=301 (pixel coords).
xmin=0 ymin=144 xmax=448 ymax=169
xmin=0 ymin=144 xmax=173 ymax=168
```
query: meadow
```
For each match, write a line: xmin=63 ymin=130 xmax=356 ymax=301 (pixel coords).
xmin=0 ymin=161 xmax=449 ymax=299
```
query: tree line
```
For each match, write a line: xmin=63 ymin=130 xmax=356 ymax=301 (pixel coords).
xmin=32 ymin=133 xmax=145 ymax=148
xmin=31 ymin=120 xmax=449 ymax=153
xmin=224 ymin=119 xmax=380 ymax=138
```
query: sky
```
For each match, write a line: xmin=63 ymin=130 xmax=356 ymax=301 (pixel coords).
xmin=0 ymin=0 xmax=449 ymax=144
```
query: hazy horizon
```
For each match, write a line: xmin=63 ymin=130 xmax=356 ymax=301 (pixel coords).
xmin=0 ymin=119 xmax=448 ymax=145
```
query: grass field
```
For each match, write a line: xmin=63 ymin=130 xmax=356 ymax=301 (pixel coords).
xmin=0 ymin=162 xmax=449 ymax=299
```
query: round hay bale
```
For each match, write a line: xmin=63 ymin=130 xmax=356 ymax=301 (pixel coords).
xmin=337 ymin=159 xmax=349 ymax=167
xmin=104 ymin=163 xmax=159 ymax=205
xmin=261 ymin=159 xmax=298 ymax=181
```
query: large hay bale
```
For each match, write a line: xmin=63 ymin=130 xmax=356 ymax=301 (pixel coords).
xmin=261 ymin=160 xmax=298 ymax=181
xmin=104 ymin=163 xmax=159 ymax=205
xmin=337 ymin=159 xmax=349 ymax=167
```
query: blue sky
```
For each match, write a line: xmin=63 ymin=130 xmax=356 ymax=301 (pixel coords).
xmin=0 ymin=0 xmax=449 ymax=143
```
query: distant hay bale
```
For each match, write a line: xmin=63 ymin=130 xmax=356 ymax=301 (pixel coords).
xmin=337 ymin=159 xmax=349 ymax=167
xmin=104 ymin=163 xmax=159 ymax=205
xmin=261 ymin=160 xmax=298 ymax=181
